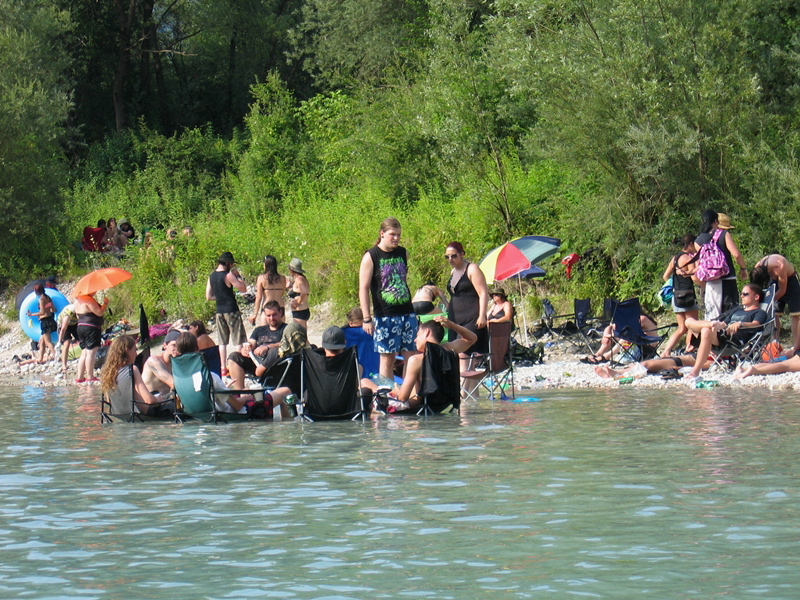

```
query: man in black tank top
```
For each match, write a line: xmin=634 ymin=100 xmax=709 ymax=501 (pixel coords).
xmin=206 ymin=252 xmax=247 ymax=374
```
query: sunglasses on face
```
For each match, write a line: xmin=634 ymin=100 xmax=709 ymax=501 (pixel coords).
xmin=741 ymin=292 xmax=751 ymax=296
xmin=445 ymin=254 xmax=459 ymax=259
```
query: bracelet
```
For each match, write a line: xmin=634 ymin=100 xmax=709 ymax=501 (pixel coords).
xmin=363 ymin=318 xmax=373 ymax=323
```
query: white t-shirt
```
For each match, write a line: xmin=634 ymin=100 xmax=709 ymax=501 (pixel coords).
xmin=211 ymin=372 xmax=247 ymax=414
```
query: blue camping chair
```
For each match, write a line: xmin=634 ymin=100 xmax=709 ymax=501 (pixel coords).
xmin=608 ymin=298 xmax=674 ymax=364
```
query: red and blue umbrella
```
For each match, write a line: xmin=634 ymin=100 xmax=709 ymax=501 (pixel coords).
xmin=479 ymin=236 xmax=561 ymax=283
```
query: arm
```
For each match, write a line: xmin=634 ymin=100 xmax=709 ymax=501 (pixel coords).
xmin=358 ymin=252 xmax=374 ymax=336
xmin=468 ymin=263 xmax=490 ymax=328
xmin=132 ymin=366 xmax=160 ymax=406
xmin=227 ymin=268 xmax=247 ymax=293
xmin=724 ymin=233 xmax=747 ymax=279
xmin=394 ymin=354 xmax=423 ymax=404
xmin=439 ymin=316 xmax=478 ymax=355
xmin=250 ymin=276 xmax=265 ymax=324
xmin=205 ymin=277 xmax=215 ymax=301
xmin=773 ymin=257 xmax=790 ymax=300
xmin=662 ymin=256 xmax=675 ymax=282
xmin=88 ymin=298 xmax=108 ymax=316
xmin=297 ymin=276 xmax=310 ymax=305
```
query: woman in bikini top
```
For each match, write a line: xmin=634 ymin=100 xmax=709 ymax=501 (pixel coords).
xmin=250 ymin=254 xmax=287 ymax=325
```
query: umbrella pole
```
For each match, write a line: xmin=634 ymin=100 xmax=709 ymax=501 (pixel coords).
xmin=518 ymin=274 xmax=529 ymax=345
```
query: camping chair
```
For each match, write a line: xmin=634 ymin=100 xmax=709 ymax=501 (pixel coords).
xmin=172 ymin=352 xmax=268 ymax=423
xmin=608 ymin=298 xmax=674 ymax=364
xmin=461 ymin=321 xmax=515 ymax=401
xmin=100 ymin=348 xmax=173 ymax=423
xmin=343 ymin=325 xmax=380 ymax=380
xmin=711 ymin=284 xmax=777 ymax=369
xmin=200 ymin=346 xmax=222 ymax=376
xmin=259 ymin=353 xmax=300 ymax=395
xmin=299 ymin=346 xmax=366 ymax=421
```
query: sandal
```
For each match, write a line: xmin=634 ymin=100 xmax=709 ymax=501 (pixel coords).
xmin=580 ymin=355 xmax=607 ymax=365
xmin=661 ymin=369 xmax=681 ymax=380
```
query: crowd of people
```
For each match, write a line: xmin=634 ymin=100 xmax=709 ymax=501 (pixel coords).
xmin=587 ymin=209 xmax=800 ymax=384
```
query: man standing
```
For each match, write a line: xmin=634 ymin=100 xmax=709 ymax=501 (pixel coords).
xmin=359 ymin=217 xmax=418 ymax=380
xmin=206 ymin=251 xmax=247 ymax=374
xmin=143 ymin=329 xmax=180 ymax=396
xmin=750 ymin=254 xmax=800 ymax=355
xmin=227 ymin=300 xmax=287 ymax=389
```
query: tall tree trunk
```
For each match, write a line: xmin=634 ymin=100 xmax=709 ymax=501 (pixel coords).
xmin=113 ymin=0 xmax=137 ymax=131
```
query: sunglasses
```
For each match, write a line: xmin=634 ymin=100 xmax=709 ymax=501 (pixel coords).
xmin=444 ymin=253 xmax=460 ymax=259
xmin=741 ymin=291 xmax=751 ymax=297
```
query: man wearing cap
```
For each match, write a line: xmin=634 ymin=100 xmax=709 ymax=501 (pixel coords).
xmin=206 ymin=251 xmax=247 ymax=374
xmin=751 ymin=253 xmax=800 ymax=355
xmin=321 ymin=325 xmax=349 ymax=358
xmin=287 ymin=258 xmax=310 ymax=328
xmin=226 ymin=300 xmax=288 ymax=389
xmin=143 ymin=329 xmax=180 ymax=396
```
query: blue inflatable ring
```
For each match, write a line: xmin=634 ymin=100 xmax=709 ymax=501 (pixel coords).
xmin=18 ymin=289 xmax=69 ymax=343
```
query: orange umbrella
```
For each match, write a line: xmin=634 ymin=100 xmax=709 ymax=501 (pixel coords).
xmin=73 ymin=267 xmax=132 ymax=297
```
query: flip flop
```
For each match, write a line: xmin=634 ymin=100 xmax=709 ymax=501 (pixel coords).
xmin=581 ymin=355 xmax=607 ymax=365
xmin=661 ymin=369 xmax=681 ymax=380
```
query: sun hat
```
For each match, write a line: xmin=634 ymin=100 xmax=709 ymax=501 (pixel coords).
xmin=490 ymin=289 xmax=508 ymax=299
xmin=218 ymin=251 xmax=236 ymax=263
xmin=288 ymin=258 xmax=305 ymax=275
xmin=717 ymin=214 xmax=734 ymax=230
xmin=321 ymin=326 xmax=346 ymax=350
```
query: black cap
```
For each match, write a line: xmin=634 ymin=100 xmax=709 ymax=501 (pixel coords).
xmin=321 ymin=326 xmax=346 ymax=350
xmin=164 ymin=329 xmax=181 ymax=344
xmin=218 ymin=251 xmax=236 ymax=263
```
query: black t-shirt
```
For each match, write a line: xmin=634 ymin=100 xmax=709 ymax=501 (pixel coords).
xmin=250 ymin=323 xmax=286 ymax=347
xmin=367 ymin=245 xmax=413 ymax=317
xmin=719 ymin=306 xmax=767 ymax=343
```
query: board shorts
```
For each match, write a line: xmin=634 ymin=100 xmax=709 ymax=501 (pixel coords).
xmin=374 ymin=314 xmax=417 ymax=354
xmin=77 ymin=325 xmax=102 ymax=350
xmin=61 ymin=323 xmax=79 ymax=342
xmin=776 ymin=274 xmax=800 ymax=315
xmin=216 ymin=311 xmax=247 ymax=345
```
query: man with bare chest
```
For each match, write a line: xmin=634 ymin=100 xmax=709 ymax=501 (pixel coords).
xmin=142 ymin=329 xmax=180 ymax=396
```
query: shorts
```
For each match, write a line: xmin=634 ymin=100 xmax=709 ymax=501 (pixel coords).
xmin=292 ymin=308 xmax=311 ymax=321
xmin=77 ymin=325 xmax=102 ymax=350
xmin=776 ymin=274 xmax=800 ymax=315
xmin=216 ymin=311 xmax=247 ymax=346
xmin=671 ymin=296 xmax=699 ymax=313
xmin=373 ymin=314 xmax=418 ymax=354
xmin=227 ymin=351 xmax=257 ymax=376
xmin=61 ymin=323 xmax=79 ymax=342
xmin=40 ymin=316 xmax=57 ymax=335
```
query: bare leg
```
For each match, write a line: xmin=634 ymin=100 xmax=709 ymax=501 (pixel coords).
xmin=790 ymin=314 xmax=800 ymax=353
xmin=378 ymin=352 xmax=395 ymax=380
xmin=227 ymin=359 xmax=246 ymax=389
xmin=218 ymin=344 xmax=228 ymax=373
xmin=687 ymin=327 xmax=719 ymax=377
xmin=735 ymin=355 xmax=800 ymax=379
xmin=85 ymin=347 xmax=99 ymax=380
xmin=266 ymin=386 xmax=293 ymax=418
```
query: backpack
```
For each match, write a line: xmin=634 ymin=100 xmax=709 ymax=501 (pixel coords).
xmin=695 ymin=229 xmax=730 ymax=282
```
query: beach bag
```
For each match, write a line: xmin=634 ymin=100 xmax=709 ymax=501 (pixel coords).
xmin=673 ymin=289 xmax=696 ymax=309
xmin=695 ymin=229 xmax=730 ymax=282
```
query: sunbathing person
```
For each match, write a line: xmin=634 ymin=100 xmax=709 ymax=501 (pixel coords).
xmin=581 ymin=312 xmax=658 ymax=365
xmin=750 ymin=254 xmax=800 ymax=355
xmin=683 ymin=283 xmax=768 ymax=382
xmin=361 ymin=317 xmax=476 ymax=411
xmin=595 ymin=355 xmax=712 ymax=379
xmin=175 ymin=332 xmax=294 ymax=418
xmin=100 ymin=335 xmax=168 ymax=415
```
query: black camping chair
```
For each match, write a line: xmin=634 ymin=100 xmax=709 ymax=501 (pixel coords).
xmin=101 ymin=348 xmax=174 ymax=423
xmin=260 ymin=353 xmax=301 ymax=395
xmin=608 ymin=298 xmax=673 ymax=364
xmin=711 ymin=283 xmax=777 ymax=369
xmin=299 ymin=346 xmax=366 ymax=421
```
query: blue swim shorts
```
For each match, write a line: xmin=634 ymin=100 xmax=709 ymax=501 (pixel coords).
xmin=373 ymin=314 xmax=418 ymax=354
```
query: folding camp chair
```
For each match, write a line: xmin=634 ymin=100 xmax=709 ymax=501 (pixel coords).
xmin=200 ymin=346 xmax=222 ymax=376
xmin=260 ymin=353 xmax=300 ymax=395
xmin=299 ymin=346 xmax=366 ymax=421
xmin=100 ymin=348 xmax=173 ymax=423
xmin=711 ymin=284 xmax=777 ymax=369
xmin=343 ymin=325 xmax=380 ymax=380
xmin=608 ymin=298 xmax=674 ymax=364
xmin=461 ymin=321 xmax=515 ymax=401
xmin=172 ymin=351 xmax=268 ymax=423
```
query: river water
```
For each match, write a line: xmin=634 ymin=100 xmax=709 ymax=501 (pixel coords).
xmin=1 ymin=384 xmax=798 ymax=598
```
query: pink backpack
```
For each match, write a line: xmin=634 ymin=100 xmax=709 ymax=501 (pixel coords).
xmin=695 ymin=229 xmax=730 ymax=282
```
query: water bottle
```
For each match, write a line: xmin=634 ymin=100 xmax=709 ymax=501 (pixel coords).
xmin=695 ymin=380 xmax=719 ymax=389
xmin=618 ymin=377 xmax=634 ymax=385
xmin=284 ymin=394 xmax=298 ymax=417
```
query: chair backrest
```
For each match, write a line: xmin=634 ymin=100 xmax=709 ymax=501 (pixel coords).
xmin=301 ymin=346 xmax=363 ymax=419
xmin=611 ymin=298 xmax=644 ymax=339
xmin=541 ymin=299 xmax=556 ymax=321
xmin=601 ymin=297 xmax=616 ymax=324
xmin=419 ymin=343 xmax=461 ymax=413
xmin=105 ymin=365 xmax=135 ymax=415
xmin=200 ymin=345 xmax=222 ymax=376
xmin=262 ymin=352 xmax=302 ymax=395
xmin=343 ymin=326 xmax=380 ymax=380
xmin=574 ymin=298 xmax=591 ymax=329
xmin=486 ymin=321 xmax=513 ymax=374
xmin=171 ymin=352 xmax=214 ymax=415
xmin=134 ymin=346 xmax=150 ymax=373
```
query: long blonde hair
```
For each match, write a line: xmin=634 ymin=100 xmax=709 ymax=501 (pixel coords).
xmin=100 ymin=335 xmax=136 ymax=393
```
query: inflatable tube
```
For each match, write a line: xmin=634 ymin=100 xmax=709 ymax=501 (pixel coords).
xmin=19 ymin=289 xmax=69 ymax=343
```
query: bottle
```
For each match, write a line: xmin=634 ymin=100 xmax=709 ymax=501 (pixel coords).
xmin=618 ymin=377 xmax=634 ymax=385
xmin=284 ymin=394 xmax=298 ymax=417
xmin=695 ymin=380 xmax=719 ymax=389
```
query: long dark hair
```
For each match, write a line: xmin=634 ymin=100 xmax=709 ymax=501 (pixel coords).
xmin=263 ymin=254 xmax=281 ymax=285
xmin=700 ymin=210 xmax=718 ymax=234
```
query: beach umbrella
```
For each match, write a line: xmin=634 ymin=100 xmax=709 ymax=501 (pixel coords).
xmin=478 ymin=236 xmax=561 ymax=283
xmin=479 ymin=236 xmax=561 ymax=344
xmin=73 ymin=267 xmax=132 ymax=297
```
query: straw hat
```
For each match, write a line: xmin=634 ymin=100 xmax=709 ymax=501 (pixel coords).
xmin=717 ymin=214 xmax=734 ymax=230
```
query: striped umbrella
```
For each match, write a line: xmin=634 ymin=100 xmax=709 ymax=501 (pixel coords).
xmin=479 ymin=236 xmax=561 ymax=283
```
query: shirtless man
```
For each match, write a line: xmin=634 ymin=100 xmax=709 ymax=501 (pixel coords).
xmin=142 ymin=329 xmax=180 ymax=396
xmin=361 ymin=317 xmax=476 ymax=411
xmin=287 ymin=258 xmax=310 ymax=328
xmin=750 ymin=254 xmax=800 ymax=355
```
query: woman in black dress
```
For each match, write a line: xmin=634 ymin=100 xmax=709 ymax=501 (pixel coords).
xmin=446 ymin=241 xmax=490 ymax=356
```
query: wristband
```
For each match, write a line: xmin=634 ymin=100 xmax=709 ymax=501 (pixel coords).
xmin=363 ymin=318 xmax=373 ymax=323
